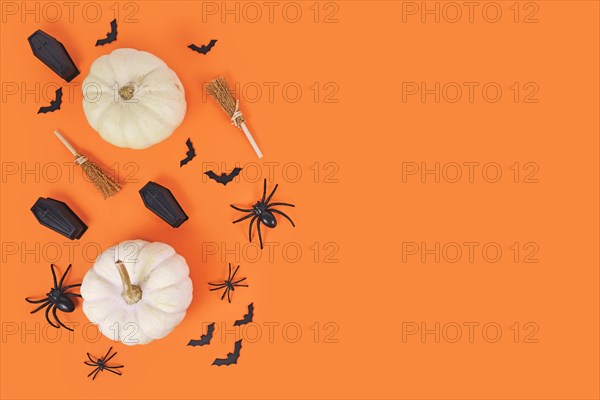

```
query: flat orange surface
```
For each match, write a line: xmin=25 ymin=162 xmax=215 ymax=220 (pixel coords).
xmin=1 ymin=1 xmax=599 ymax=399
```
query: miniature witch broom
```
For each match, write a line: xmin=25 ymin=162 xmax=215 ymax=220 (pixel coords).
xmin=54 ymin=130 xmax=121 ymax=198
xmin=207 ymin=77 xmax=263 ymax=158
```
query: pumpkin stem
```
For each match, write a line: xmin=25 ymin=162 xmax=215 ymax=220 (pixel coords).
xmin=115 ymin=260 xmax=142 ymax=304
xmin=119 ymin=84 xmax=135 ymax=101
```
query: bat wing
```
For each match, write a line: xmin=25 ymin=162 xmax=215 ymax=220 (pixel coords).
xmin=205 ymin=171 xmax=220 ymax=181
xmin=108 ymin=19 xmax=118 ymax=40
xmin=188 ymin=44 xmax=202 ymax=53
xmin=180 ymin=139 xmax=196 ymax=167
xmin=38 ymin=87 xmax=62 ymax=114
xmin=234 ymin=303 xmax=254 ymax=326
xmin=187 ymin=323 xmax=214 ymax=346
xmin=212 ymin=340 xmax=242 ymax=366
xmin=188 ymin=40 xmax=217 ymax=55
xmin=228 ymin=167 xmax=242 ymax=180
xmin=95 ymin=19 xmax=118 ymax=46
xmin=221 ymin=167 xmax=242 ymax=185
xmin=37 ymin=105 xmax=52 ymax=114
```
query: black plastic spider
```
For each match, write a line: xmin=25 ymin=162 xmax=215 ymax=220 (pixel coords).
xmin=231 ymin=179 xmax=295 ymax=249
xmin=85 ymin=347 xmax=124 ymax=380
xmin=208 ymin=263 xmax=248 ymax=303
xmin=25 ymin=263 xmax=81 ymax=331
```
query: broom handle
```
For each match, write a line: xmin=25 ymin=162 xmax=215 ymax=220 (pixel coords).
xmin=240 ymin=122 xmax=263 ymax=159
xmin=54 ymin=130 xmax=78 ymax=156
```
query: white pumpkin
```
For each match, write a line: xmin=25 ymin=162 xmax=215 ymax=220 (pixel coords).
xmin=82 ymin=48 xmax=186 ymax=149
xmin=81 ymin=240 xmax=193 ymax=345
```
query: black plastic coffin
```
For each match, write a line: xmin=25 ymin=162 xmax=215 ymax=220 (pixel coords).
xmin=28 ymin=30 xmax=79 ymax=82
xmin=139 ymin=181 xmax=188 ymax=228
xmin=31 ymin=197 xmax=87 ymax=240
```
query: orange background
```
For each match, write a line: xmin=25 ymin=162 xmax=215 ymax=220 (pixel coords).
xmin=1 ymin=1 xmax=599 ymax=399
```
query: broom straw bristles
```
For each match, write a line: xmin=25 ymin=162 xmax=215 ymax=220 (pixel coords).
xmin=206 ymin=77 xmax=245 ymax=126
xmin=78 ymin=157 xmax=121 ymax=199
xmin=54 ymin=130 xmax=121 ymax=199
xmin=206 ymin=77 xmax=263 ymax=158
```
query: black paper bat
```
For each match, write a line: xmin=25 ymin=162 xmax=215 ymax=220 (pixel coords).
xmin=188 ymin=40 xmax=217 ymax=55
xmin=205 ymin=168 xmax=242 ymax=186
xmin=180 ymin=138 xmax=196 ymax=167
xmin=187 ymin=323 xmax=215 ymax=347
xmin=233 ymin=303 xmax=254 ymax=326
xmin=37 ymin=87 xmax=62 ymax=114
xmin=95 ymin=19 xmax=117 ymax=46
xmin=212 ymin=340 xmax=242 ymax=366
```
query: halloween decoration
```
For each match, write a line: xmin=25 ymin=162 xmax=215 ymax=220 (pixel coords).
xmin=95 ymin=19 xmax=117 ymax=46
xmin=82 ymin=48 xmax=187 ymax=149
xmin=139 ymin=181 xmax=188 ymax=227
xmin=207 ymin=77 xmax=263 ymax=158
xmin=188 ymin=322 xmax=215 ymax=347
xmin=31 ymin=197 xmax=87 ymax=240
xmin=81 ymin=240 xmax=193 ymax=345
xmin=205 ymin=167 xmax=242 ymax=186
xmin=188 ymin=39 xmax=217 ymax=55
xmin=233 ymin=303 xmax=254 ymax=326
xmin=54 ymin=130 xmax=120 ymax=199
xmin=25 ymin=264 xmax=81 ymax=331
xmin=209 ymin=263 xmax=248 ymax=303
xmin=180 ymin=138 xmax=196 ymax=167
xmin=37 ymin=87 xmax=62 ymax=114
xmin=231 ymin=179 xmax=295 ymax=249
xmin=85 ymin=347 xmax=124 ymax=380
xmin=28 ymin=30 xmax=79 ymax=82
xmin=212 ymin=340 xmax=242 ymax=366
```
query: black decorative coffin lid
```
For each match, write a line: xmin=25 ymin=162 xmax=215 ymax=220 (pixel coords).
xmin=28 ymin=30 xmax=80 ymax=82
xmin=31 ymin=197 xmax=87 ymax=240
xmin=139 ymin=181 xmax=189 ymax=228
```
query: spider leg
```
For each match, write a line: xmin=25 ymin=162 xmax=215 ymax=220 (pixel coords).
xmin=25 ymin=297 xmax=49 ymax=304
xmin=208 ymin=282 xmax=227 ymax=287
xmin=104 ymin=351 xmax=117 ymax=364
xmin=261 ymin=179 xmax=267 ymax=202
xmin=230 ymin=265 xmax=240 ymax=281
xmin=106 ymin=365 xmax=124 ymax=369
xmin=65 ymin=293 xmax=82 ymax=298
xmin=231 ymin=277 xmax=247 ymax=284
xmin=221 ymin=288 xmax=228 ymax=301
xmin=231 ymin=205 xmax=253 ymax=213
xmin=232 ymin=283 xmax=249 ymax=288
xmin=267 ymin=202 xmax=295 ymax=208
xmin=62 ymin=283 xmax=81 ymax=290
xmin=29 ymin=301 xmax=50 ymax=313
xmin=44 ymin=305 xmax=59 ymax=328
xmin=227 ymin=288 xmax=232 ymax=303
xmin=105 ymin=368 xmax=123 ymax=376
xmin=92 ymin=368 xmax=101 ymax=380
xmin=87 ymin=367 xmax=99 ymax=378
xmin=84 ymin=361 xmax=97 ymax=366
xmin=271 ymin=209 xmax=296 ymax=227
xmin=233 ymin=213 xmax=254 ymax=224
xmin=58 ymin=264 xmax=72 ymax=289
xmin=257 ymin=219 xmax=264 ymax=249
xmin=103 ymin=347 xmax=114 ymax=361
xmin=50 ymin=264 xmax=58 ymax=288
xmin=248 ymin=216 xmax=257 ymax=243
xmin=87 ymin=353 xmax=96 ymax=363
xmin=227 ymin=263 xmax=233 ymax=280
xmin=265 ymin=183 xmax=279 ymax=205
xmin=52 ymin=306 xmax=73 ymax=331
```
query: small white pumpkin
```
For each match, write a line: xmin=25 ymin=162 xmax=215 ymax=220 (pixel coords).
xmin=81 ymin=240 xmax=193 ymax=345
xmin=82 ymin=48 xmax=186 ymax=149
